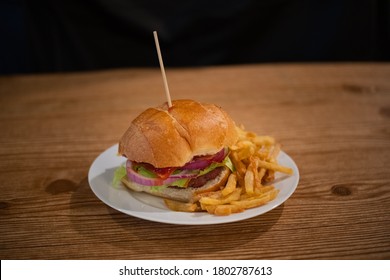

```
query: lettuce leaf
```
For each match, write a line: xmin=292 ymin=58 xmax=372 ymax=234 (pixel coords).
xmin=150 ymin=178 xmax=189 ymax=192
xmin=198 ymin=155 xmax=235 ymax=176
xmin=150 ymin=185 xmax=168 ymax=192
xmin=112 ymin=165 xmax=126 ymax=187
xmin=224 ymin=156 xmax=235 ymax=172
xmin=169 ymin=178 xmax=189 ymax=188
xmin=135 ymin=165 xmax=157 ymax=178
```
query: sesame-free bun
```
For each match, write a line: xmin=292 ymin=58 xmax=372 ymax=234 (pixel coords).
xmin=118 ymin=99 xmax=238 ymax=168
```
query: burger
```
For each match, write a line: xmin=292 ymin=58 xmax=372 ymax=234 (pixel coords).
xmin=117 ymin=99 xmax=238 ymax=203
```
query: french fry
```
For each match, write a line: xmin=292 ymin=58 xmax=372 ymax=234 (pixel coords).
xmin=196 ymin=190 xmax=222 ymax=200
xmin=221 ymin=173 xmax=237 ymax=196
xmin=164 ymin=199 xmax=199 ymax=212
xmin=253 ymin=135 xmax=275 ymax=146
xmin=200 ymin=188 xmax=242 ymax=205
xmin=235 ymin=171 xmax=246 ymax=189
xmin=236 ymin=140 xmax=256 ymax=149
xmin=214 ymin=205 xmax=244 ymax=216
xmin=256 ymin=159 xmax=293 ymax=175
xmin=268 ymin=143 xmax=281 ymax=161
xmin=248 ymin=156 xmax=262 ymax=189
xmin=257 ymin=167 xmax=266 ymax=183
xmin=230 ymin=152 xmax=246 ymax=176
xmin=237 ymin=146 xmax=255 ymax=161
xmin=203 ymin=205 xmax=217 ymax=214
xmin=263 ymin=169 xmax=275 ymax=183
xmin=254 ymin=185 xmax=275 ymax=195
xmin=231 ymin=195 xmax=270 ymax=209
xmin=240 ymin=187 xmax=274 ymax=200
xmin=244 ymin=169 xmax=255 ymax=195
xmin=232 ymin=189 xmax=279 ymax=209
xmin=269 ymin=188 xmax=280 ymax=200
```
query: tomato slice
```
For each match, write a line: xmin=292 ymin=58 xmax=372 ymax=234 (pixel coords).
xmin=152 ymin=166 xmax=177 ymax=179
xmin=134 ymin=163 xmax=176 ymax=179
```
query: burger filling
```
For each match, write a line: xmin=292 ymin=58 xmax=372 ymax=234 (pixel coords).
xmin=114 ymin=148 xmax=234 ymax=190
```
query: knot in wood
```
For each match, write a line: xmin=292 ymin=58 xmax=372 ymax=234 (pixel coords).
xmin=331 ymin=185 xmax=352 ymax=196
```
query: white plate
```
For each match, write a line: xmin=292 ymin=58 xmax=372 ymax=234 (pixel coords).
xmin=88 ymin=144 xmax=299 ymax=225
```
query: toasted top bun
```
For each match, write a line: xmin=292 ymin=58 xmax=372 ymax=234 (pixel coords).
xmin=119 ymin=99 xmax=238 ymax=168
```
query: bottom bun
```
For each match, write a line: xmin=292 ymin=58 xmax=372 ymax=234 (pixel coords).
xmin=121 ymin=166 xmax=231 ymax=203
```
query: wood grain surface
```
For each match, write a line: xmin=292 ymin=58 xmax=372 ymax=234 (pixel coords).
xmin=0 ymin=63 xmax=389 ymax=259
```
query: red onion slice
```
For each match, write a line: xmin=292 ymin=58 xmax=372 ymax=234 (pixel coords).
xmin=181 ymin=148 xmax=227 ymax=170
xmin=169 ymin=169 xmax=199 ymax=179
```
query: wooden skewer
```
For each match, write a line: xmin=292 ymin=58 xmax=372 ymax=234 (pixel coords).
xmin=153 ymin=31 xmax=172 ymax=108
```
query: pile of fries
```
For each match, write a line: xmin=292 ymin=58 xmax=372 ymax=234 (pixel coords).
xmin=164 ymin=126 xmax=293 ymax=216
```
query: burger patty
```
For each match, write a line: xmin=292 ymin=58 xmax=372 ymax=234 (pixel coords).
xmin=168 ymin=166 xmax=224 ymax=189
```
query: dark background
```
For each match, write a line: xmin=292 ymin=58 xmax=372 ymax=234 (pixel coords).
xmin=1 ymin=0 xmax=389 ymax=74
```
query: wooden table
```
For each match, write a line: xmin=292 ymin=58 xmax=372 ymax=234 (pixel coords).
xmin=0 ymin=63 xmax=389 ymax=259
